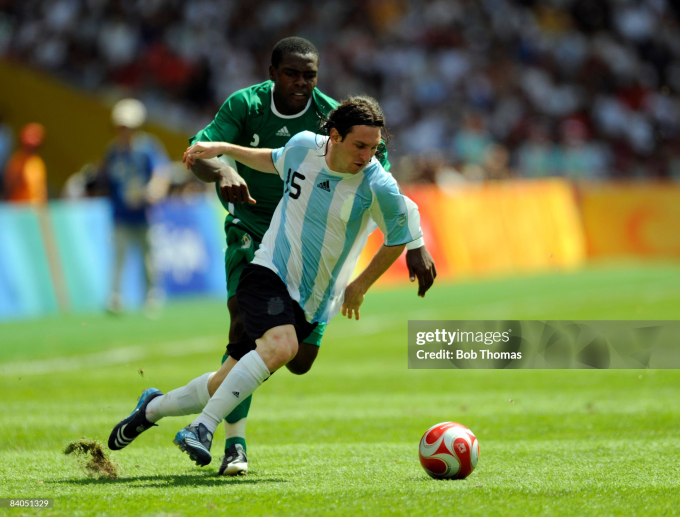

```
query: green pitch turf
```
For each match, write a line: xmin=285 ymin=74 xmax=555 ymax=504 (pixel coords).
xmin=1 ymin=262 xmax=680 ymax=516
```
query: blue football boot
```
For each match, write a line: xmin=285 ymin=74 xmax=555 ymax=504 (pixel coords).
xmin=108 ymin=388 xmax=163 ymax=450
xmin=173 ymin=423 xmax=214 ymax=466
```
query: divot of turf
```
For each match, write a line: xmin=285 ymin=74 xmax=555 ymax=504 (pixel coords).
xmin=64 ymin=439 xmax=119 ymax=479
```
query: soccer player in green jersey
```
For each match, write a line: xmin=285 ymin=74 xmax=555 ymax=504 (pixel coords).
xmin=188 ymin=37 xmax=436 ymax=475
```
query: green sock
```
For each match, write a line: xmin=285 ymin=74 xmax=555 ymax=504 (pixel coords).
xmin=225 ymin=437 xmax=247 ymax=451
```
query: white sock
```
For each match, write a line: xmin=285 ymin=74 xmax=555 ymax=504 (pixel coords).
xmin=192 ymin=351 xmax=270 ymax=434
xmin=145 ymin=372 xmax=213 ymax=423
xmin=225 ymin=418 xmax=247 ymax=441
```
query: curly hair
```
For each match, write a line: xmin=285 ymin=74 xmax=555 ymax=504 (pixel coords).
xmin=318 ymin=95 xmax=391 ymax=160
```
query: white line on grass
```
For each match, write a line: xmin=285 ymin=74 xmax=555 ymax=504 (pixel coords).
xmin=0 ymin=314 xmax=404 ymax=377
xmin=0 ymin=336 xmax=220 ymax=376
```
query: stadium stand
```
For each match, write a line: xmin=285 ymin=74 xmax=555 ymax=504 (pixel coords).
xmin=0 ymin=0 xmax=679 ymax=183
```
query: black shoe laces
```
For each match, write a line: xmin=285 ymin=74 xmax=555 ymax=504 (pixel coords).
xmin=221 ymin=447 xmax=246 ymax=464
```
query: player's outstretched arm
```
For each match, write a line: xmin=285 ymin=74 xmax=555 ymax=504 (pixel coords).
xmin=190 ymin=157 xmax=256 ymax=205
xmin=342 ymin=244 xmax=406 ymax=320
xmin=184 ymin=141 xmax=277 ymax=175
xmin=406 ymin=245 xmax=437 ymax=297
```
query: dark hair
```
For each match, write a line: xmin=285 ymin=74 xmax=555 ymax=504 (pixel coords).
xmin=319 ymin=95 xmax=391 ymax=160
xmin=271 ymin=37 xmax=319 ymax=68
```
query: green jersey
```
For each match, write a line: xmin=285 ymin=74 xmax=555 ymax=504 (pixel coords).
xmin=191 ymin=80 xmax=389 ymax=239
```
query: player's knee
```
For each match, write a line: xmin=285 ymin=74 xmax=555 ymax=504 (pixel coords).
xmin=271 ymin=342 xmax=298 ymax=369
xmin=262 ymin=326 xmax=298 ymax=369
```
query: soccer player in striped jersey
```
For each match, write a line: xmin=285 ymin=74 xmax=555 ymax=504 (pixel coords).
xmin=186 ymin=37 xmax=435 ymax=475
xmin=108 ymin=97 xmax=424 ymax=469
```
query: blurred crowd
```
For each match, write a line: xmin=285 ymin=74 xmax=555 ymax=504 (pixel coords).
xmin=1 ymin=0 xmax=680 ymax=182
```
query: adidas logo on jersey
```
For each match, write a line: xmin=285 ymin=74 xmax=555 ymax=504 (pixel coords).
xmin=316 ymin=180 xmax=331 ymax=192
xmin=276 ymin=126 xmax=291 ymax=137
xmin=232 ymin=391 xmax=240 ymax=398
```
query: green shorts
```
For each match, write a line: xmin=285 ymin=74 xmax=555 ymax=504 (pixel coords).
xmin=223 ymin=215 xmax=326 ymax=346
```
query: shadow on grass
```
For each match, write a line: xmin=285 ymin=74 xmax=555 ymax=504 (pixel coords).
xmin=50 ymin=471 xmax=287 ymax=488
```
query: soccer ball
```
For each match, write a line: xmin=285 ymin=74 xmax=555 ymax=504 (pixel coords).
xmin=419 ymin=422 xmax=480 ymax=480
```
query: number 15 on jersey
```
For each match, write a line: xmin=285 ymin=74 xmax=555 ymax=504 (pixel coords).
xmin=284 ymin=168 xmax=305 ymax=200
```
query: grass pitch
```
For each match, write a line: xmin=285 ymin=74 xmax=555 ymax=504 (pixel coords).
xmin=1 ymin=262 xmax=680 ymax=516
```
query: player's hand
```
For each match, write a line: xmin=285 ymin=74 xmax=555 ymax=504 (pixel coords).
xmin=218 ymin=169 xmax=257 ymax=205
xmin=406 ymin=246 xmax=437 ymax=297
xmin=183 ymin=142 xmax=226 ymax=169
xmin=342 ymin=281 xmax=365 ymax=320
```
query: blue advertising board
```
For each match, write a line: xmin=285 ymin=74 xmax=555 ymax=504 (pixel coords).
xmin=0 ymin=196 xmax=227 ymax=321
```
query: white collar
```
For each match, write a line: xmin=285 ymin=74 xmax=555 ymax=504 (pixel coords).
xmin=270 ymin=84 xmax=312 ymax=119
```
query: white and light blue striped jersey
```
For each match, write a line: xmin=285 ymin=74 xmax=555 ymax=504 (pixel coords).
xmin=251 ymin=131 xmax=422 ymax=324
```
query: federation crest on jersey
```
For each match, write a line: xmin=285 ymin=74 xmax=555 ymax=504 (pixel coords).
xmin=397 ymin=213 xmax=407 ymax=226
xmin=241 ymin=234 xmax=252 ymax=249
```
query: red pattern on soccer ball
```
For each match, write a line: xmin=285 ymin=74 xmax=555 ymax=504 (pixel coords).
xmin=424 ymin=421 xmax=466 ymax=445
xmin=418 ymin=453 xmax=448 ymax=475
xmin=419 ymin=421 xmax=478 ymax=480
xmin=452 ymin=437 xmax=473 ymax=479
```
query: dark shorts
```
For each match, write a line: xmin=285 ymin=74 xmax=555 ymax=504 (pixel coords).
xmin=236 ymin=264 xmax=318 ymax=344
xmin=225 ymin=215 xmax=325 ymax=346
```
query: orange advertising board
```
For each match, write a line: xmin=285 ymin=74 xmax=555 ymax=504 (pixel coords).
xmin=357 ymin=179 xmax=586 ymax=285
xmin=578 ymin=183 xmax=680 ymax=257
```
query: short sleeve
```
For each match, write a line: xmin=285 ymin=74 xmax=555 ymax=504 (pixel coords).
xmin=270 ymin=131 xmax=320 ymax=180
xmin=271 ymin=147 xmax=286 ymax=179
xmin=190 ymin=92 xmax=248 ymax=145
xmin=369 ymin=175 xmax=423 ymax=246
